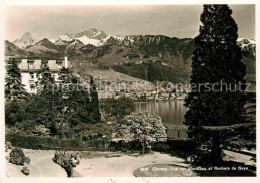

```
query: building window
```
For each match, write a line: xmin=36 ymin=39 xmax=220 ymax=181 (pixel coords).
xmin=29 ymin=62 xmax=34 ymax=65
xmin=30 ymin=84 xmax=35 ymax=91
xmin=30 ymin=73 xmax=34 ymax=79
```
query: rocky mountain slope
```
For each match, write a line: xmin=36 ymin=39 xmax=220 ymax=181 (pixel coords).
xmin=5 ymin=40 xmax=28 ymax=56
xmin=12 ymin=32 xmax=36 ymax=49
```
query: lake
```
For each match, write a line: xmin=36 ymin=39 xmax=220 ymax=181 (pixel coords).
xmin=135 ymin=100 xmax=188 ymax=139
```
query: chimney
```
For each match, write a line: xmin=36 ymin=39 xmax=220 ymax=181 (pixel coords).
xmin=64 ymin=56 xmax=68 ymax=68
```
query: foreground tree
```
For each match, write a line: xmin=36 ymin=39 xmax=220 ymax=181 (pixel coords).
xmin=68 ymin=89 xmax=92 ymax=125
xmin=58 ymin=67 xmax=75 ymax=84
xmin=90 ymin=77 xmax=101 ymax=123
xmin=36 ymin=64 xmax=55 ymax=95
xmin=184 ymin=5 xmax=250 ymax=164
xmin=54 ymin=67 xmax=93 ymax=136
xmin=5 ymin=58 xmax=26 ymax=100
xmin=115 ymin=112 xmax=167 ymax=154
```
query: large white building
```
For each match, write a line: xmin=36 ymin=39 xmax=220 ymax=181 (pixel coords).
xmin=11 ymin=56 xmax=71 ymax=93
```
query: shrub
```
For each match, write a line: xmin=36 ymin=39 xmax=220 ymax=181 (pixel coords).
xmin=6 ymin=133 xmax=110 ymax=151
xmin=115 ymin=112 xmax=167 ymax=153
xmin=74 ymin=123 xmax=113 ymax=140
xmin=5 ymin=100 xmax=27 ymax=127
xmin=9 ymin=148 xmax=25 ymax=165
xmin=32 ymin=125 xmax=51 ymax=136
xmin=100 ymin=97 xmax=135 ymax=121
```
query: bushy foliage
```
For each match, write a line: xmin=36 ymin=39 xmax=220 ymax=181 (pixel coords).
xmin=9 ymin=148 xmax=25 ymax=165
xmin=5 ymin=99 xmax=27 ymax=127
xmin=32 ymin=125 xmax=51 ymax=136
xmin=115 ymin=112 xmax=167 ymax=152
xmin=66 ymin=89 xmax=92 ymax=126
xmin=73 ymin=122 xmax=114 ymax=140
xmin=5 ymin=133 xmax=97 ymax=150
xmin=25 ymin=94 xmax=58 ymax=133
xmin=100 ymin=97 xmax=135 ymax=121
xmin=224 ymin=92 xmax=256 ymax=150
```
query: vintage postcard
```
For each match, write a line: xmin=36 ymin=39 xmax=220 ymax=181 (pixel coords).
xmin=0 ymin=0 xmax=258 ymax=182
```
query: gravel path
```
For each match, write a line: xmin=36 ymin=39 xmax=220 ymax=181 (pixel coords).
xmin=223 ymin=150 xmax=256 ymax=167
xmin=74 ymin=152 xmax=189 ymax=177
xmin=6 ymin=149 xmax=253 ymax=177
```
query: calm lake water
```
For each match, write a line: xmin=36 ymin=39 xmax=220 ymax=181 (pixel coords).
xmin=135 ymin=100 xmax=188 ymax=138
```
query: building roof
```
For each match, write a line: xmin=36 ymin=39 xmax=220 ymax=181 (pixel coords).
xmin=48 ymin=60 xmax=59 ymax=71
xmin=13 ymin=57 xmax=70 ymax=72
xmin=34 ymin=60 xmax=42 ymax=70
xmin=19 ymin=59 xmax=29 ymax=70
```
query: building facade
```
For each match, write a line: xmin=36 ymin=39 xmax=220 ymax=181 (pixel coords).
xmin=12 ymin=57 xmax=70 ymax=93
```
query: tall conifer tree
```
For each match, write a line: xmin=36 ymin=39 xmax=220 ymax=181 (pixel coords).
xmin=58 ymin=67 xmax=92 ymax=125
xmin=184 ymin=5 xmax=249 ymax=164
xmin=90 ymin=77 xmax=101 ymax=123
xmin=5 ymin=58 xmax=26 ymax=100
xmin=34 ymin=62 xmax=58 ymax=132
xmin=36 ymin=63 xmax=55 ymax=95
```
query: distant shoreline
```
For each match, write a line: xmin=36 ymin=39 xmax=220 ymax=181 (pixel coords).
xmin=134 ymin=99 xmax=185 ymax=103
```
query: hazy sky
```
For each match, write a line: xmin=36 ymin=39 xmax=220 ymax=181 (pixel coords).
xmin=5 ymin=5 xmax=255 ymax=41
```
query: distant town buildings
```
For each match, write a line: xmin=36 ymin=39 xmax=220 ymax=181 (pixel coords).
xmin=97 ymin=85 xmax=188 ymax=101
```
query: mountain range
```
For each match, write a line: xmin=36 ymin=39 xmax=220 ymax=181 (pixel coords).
xmin=5 ymin=29 xmax=256 ymax=87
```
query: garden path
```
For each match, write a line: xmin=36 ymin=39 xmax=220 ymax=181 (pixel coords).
xmin=74 ymin=152 xmax=188 ymax=177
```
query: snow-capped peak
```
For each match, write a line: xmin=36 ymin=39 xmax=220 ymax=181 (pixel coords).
xmin=112 ymin=35 xmax=125 ymax=41
xmin=59 ymin=34 xmax=73 ymax=41
xmin=237 ymin=38 xmax=256 ymax=44
xmin=237 ymin=38 xmax=256 ymax=56
xmin=50 ymin=28 xmax=110 ymax=46
xmin=76 ymin=35 xmax=101 ymax=47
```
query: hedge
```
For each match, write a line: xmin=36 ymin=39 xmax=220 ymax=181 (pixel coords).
xmin=6 ymin=133 xmax=197 ymax=152
xmin=6 ymin=133 xmax=109 ymax=151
